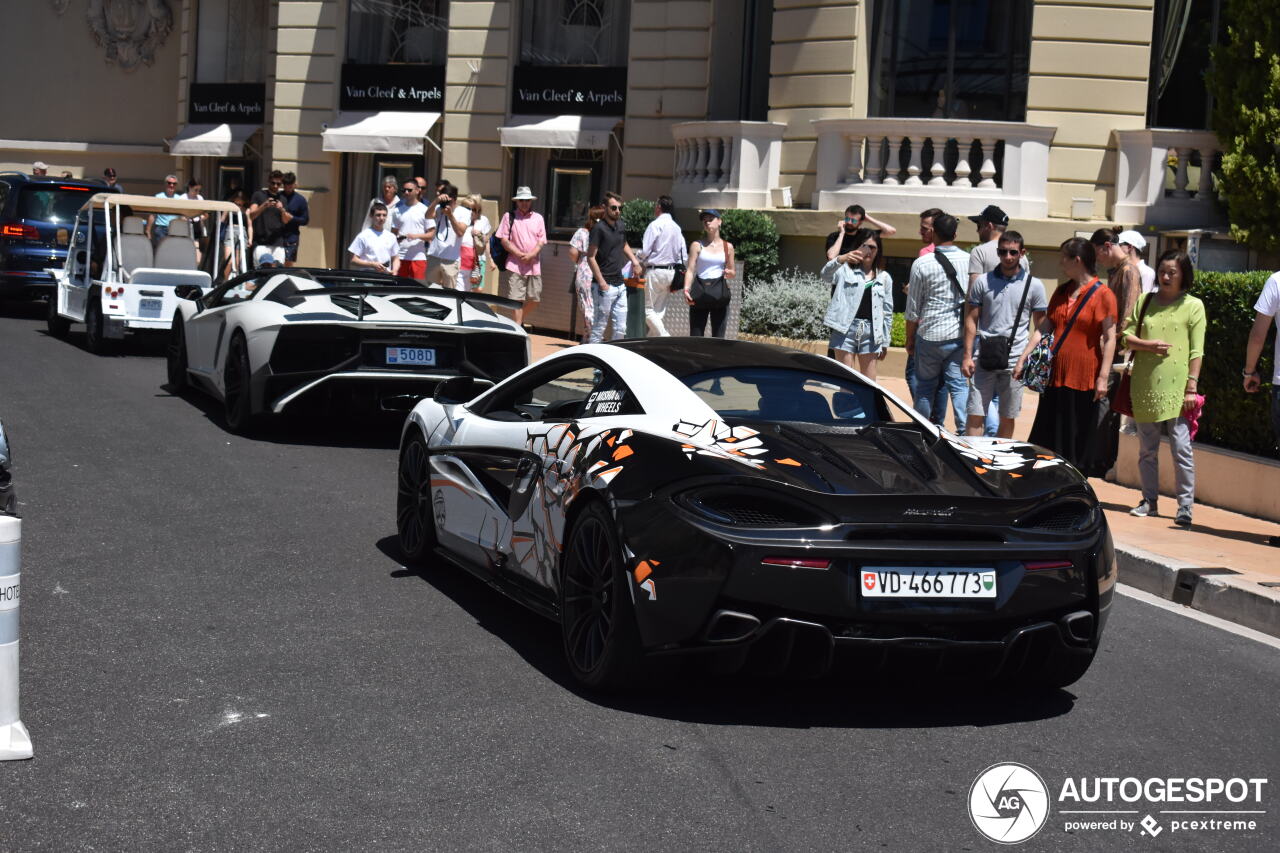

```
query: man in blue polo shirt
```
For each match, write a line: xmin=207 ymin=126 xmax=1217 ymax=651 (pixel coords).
xmin=147 ymin=174 xmax=180 ymax=246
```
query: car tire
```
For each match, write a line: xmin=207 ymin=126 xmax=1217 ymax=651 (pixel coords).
xmin=167 ymin=318 xmax=189 ymax=391
xmin=223 ymin=333 xmax=257 ymax=434
xmin=396 ymin=431 xmax=438 ymax=564
xmin=46 ymin=295 xmax=70 ymax=339
xmin=559 ymin=502 xmax=647 ymax=690
xmin=84 ymin=297 xmax=109 ymax=354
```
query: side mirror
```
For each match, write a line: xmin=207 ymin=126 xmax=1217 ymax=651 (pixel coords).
xmin=173 ymin=284 xmax=202 ymax=301
xmin=434 ymin=375 xmax=477 ymax=405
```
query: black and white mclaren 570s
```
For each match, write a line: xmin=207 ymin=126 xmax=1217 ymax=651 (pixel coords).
xmin=396 ymin=338 xmax=1115 ymax=689
xmin=167 ymin=268 xmax=529 ymax=432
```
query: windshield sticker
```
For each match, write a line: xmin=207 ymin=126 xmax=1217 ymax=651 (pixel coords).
xmin=585 ymin=388 xmax=626 ymax=415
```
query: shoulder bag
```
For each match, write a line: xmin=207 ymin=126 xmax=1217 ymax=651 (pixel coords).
xmin=1021 ymin=281 xmax=1101 ymax=393
xmin=489 ymin=207 xmax=514 ymax=270
xmin=1111 ymin=293 xmax=1154 ymax=417
xmin=932 ymin=249 xmax=968 ymax=301
xmin=977 ymin=275 xmax=1032 ymax=371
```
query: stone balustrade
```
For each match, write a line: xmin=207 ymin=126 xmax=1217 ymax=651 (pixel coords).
xmin=812 ymin=118 xmax=1055 ymax=218
xmin=1114 ymin=129 xmax=1224 ymax=227
xmin=671 ymin=121 xmax=788 ymax=210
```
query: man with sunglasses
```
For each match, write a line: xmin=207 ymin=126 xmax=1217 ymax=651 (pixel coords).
xmin=390 ymin=180 xmax=433 ymax=282
xmin=249 ymin=171 xmax=289 ymax=266
xmin=824 ymin=204 xmax=897 ymax=263
xmin=587 ymin=191 xmax=643 ymax=343
xmin=961 ymin=230 xmax=1046 ymax=438
xmin=147 ymin=174 xmax=181 ymax=246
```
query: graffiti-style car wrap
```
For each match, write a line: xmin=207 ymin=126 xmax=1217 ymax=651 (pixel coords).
xmin=396 ymin=338 xmax=1115 ymax=689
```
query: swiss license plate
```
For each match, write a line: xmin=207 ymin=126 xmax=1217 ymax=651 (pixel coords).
xmin=860 ymin=567 xmax=997 ymax=599
xmin=138 ymin=298 xmax=163 ymax=318
xmin=386 ymin=346 xmax=436 ymax=366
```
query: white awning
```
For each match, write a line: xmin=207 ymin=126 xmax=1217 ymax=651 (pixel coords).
xmin=498 ymin=115 xmax=620 ymax=150
xmin=321 ymin=111 xmax=441 ymax=154
xmin=168 ymin=123 xmax=258 ymax=157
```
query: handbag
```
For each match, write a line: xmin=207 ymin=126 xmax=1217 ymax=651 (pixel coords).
xmin=978 ymin=275 xmax=1032 ymax=371
xmin=1112 ymin=293 xmax=1154 ymax=417
xmin=690 ymin=276 xmax=729 ymax=307
xmin=1021 ymin=280 xmax=1101 ymax=393
xmin=489 ymin=208 xmax=514 ymax=270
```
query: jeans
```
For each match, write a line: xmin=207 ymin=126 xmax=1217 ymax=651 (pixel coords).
xmin=905 ymin=351 xmax=949 ymax=427
xmin=1136 ymin=416 xmax=1195 ymax=509
xmin=985 ymin=395 xmax=1001 ymax=436
xmin=913 ymin=336 xmax=969 ymax=431
xmin=1272 ymin=387 xmax=1280 ymax=448
xmin=589 ymin=282 xmax=627 ymax=343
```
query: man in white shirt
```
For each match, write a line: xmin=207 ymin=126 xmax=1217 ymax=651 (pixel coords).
xmin=391 ymin=179 xmax=433 ymax=282
xmin=348 ymin=203 xmax=401 ymax=275
xmin=636 ymin=195 xmax=685 ymax=336
xmin=425 ymin=182 xmax=470 ymax=288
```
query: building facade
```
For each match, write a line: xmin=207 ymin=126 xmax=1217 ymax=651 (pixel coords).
xmin=2 ymin=0 xmax=1246 ymax=333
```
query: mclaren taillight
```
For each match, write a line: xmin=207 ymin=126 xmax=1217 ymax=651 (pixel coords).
xmin=1023 ymin=560 xmax=1073 ymax=571
xmin=762 ymin=557 xmax=831 ymax=570
xmin=1 ymin=222 xmax=39 ymax=241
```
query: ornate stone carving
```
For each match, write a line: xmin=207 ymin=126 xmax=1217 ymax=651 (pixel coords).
xmin=87 ymin=0 xmax=173 ymax=70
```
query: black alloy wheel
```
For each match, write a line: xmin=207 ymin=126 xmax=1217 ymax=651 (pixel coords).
xmin=396 ymin=432 xmax=437 ymax=563
xmin=559 ymin=502 xmax=645 ymax=689
xmin=166 ymin=319 xmax=189 ymax=390
xmin=83 ymin=297 xmax=108 ymax=354
xmin=46 ymin=295 xmax=70 ymax=338
xmin=223 ymin=334 xmax=256 ymax=433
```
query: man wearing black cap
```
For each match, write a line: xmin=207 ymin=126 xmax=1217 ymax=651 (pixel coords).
xmin=967 ymin=205 xmax=1026 ymax=284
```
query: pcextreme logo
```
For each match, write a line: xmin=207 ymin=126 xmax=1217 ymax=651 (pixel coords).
xmin=969 ymin=762 xmax=1051 ymax=844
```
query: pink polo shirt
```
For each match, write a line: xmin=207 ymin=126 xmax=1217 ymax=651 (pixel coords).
xmin=496 ymin=210 xmax=546 ymax=276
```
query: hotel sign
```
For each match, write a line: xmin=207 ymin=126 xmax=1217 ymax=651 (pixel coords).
xmin=511 ymin=65 xmax=627 ymax=116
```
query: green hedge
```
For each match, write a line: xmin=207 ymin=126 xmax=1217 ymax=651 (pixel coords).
xmin=1193 ymin=270 xmax=1276 ymax=458
xmin=719 ymin=209 xmax=779 ymax=286
xmin=892 ymin=312 xmax=906 ymax=347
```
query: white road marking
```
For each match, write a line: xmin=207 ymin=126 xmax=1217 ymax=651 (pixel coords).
xmin=1116 ymin=583 xmax=1280 ymax=650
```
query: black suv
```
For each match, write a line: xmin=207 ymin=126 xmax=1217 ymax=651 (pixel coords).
xmin=0 ymin=173 xmax=101 ymax=300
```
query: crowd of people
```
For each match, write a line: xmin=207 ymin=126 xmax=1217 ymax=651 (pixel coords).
xmin=347 ymin=180 xmax=737 ymax=342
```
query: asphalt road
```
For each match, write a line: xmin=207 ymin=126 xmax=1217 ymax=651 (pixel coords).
xmin=0 ymin=306 xmax=1278 ymax=852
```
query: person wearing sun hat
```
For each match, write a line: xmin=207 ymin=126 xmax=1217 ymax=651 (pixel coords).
xmin=495 ymin=186 xmax=546 ymax=326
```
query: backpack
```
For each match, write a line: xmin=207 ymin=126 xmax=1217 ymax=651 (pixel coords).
xmin=489 ymin=209 xmax=514 ymax=269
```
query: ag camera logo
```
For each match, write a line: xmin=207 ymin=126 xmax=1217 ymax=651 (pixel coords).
xmin=969 ymin=762 xmax=1051 ymax=844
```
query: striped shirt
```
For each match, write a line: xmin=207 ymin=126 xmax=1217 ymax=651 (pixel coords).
xmin=905 ymin=245 xmax=971 ymax=341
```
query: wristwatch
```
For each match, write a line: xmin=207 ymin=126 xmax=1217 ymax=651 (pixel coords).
xmin=1243 ymin=368 xmax=1260 ymax=377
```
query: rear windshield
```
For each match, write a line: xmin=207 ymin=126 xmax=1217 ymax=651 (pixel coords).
xmin=17 ymin=186 xmax=94 ymax=225
xmin=680 ymin=367 xmax=909 ymax=425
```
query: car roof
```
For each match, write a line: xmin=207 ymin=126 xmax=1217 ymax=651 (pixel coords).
xmin=0 ymin=173 xmax=103 ymax=191
xmin=606 ymin=337 xmax=853 ymax=381
xmin=77 ymin=192 xmax=241 ymax=216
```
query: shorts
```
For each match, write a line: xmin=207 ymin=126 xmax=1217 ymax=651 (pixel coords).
xmin=506 ymin=272 xmax=542 ymax=302
xmin=829 ymin=319 xmax=881 ymax=354
xmin=252 ymin=244 xmax=285 ymax=267
xmin=283 ymin=243 xmax=299 ymax=263
xmin=426 ymin=255 xmax=459 ymax=287
xmin=967 ymin=367 xmax=1024 ymax=419
xmin=400 ymin=259 xmax=426 ymax=281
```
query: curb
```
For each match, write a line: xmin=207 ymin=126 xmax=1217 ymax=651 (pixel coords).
xmin=1115 ymin=542 xmax=1280 ymax=639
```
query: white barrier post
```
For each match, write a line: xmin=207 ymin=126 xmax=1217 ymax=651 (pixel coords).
xmin=0 ymin=515 xmax=32 ymax=760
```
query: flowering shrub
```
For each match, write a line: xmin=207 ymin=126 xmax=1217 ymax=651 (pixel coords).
xmin=740 ymin=268 xmax=829 ymax=340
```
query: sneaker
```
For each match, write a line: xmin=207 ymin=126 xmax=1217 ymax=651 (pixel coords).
xmin=1175 ymin=507 xmax=1193 ymax=528
xmin=1129 ymin=500 xmax=1157 ymax=518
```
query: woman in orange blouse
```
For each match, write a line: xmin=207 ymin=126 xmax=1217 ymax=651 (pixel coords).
xmin=1025 ymin=238 xmax=1118 ymax=473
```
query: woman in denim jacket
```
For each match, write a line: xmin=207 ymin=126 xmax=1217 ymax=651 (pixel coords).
xmin=822 ymin=228 xmax=893 ymax=380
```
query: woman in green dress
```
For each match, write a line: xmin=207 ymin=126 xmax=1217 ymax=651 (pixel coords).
xmin=1121 ymin=251 xmax=1206 ymax=527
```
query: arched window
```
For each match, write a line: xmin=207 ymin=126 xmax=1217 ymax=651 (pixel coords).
xmin=521 ymin=0 xmax=631 ymax=66
xmin=347 ymin=0 xmax=449 ymax=65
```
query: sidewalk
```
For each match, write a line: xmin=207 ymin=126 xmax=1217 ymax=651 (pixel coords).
xmin=529 ymin=333 xmax=1280 ymax=638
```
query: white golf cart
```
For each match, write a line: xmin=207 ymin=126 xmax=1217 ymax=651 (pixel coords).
xmin=47 ymin=193 xmax=248 ymax=353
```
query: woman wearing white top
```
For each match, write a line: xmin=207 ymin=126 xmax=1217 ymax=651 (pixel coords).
xmin=457 ymin=194 xmax=491 ymax=291
xmin=363 ymin=176 xmax=400 ymax=232
xmin=682 ymin=209 xmax=736 ymax=337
